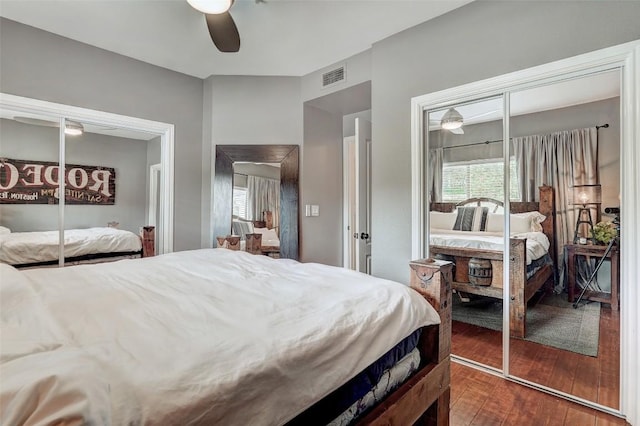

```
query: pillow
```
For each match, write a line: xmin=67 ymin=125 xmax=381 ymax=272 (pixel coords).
xmin=485 ymin=211 xmax=546 ymax=233
xmin=0 ymin=226 xmax=10 ymax=235
xmin=453 ymin=206 xmax=488 ymax=231
xmin=513 ymin=211 xmax=546 ymax=232
xmin=231 ymin=221 xmax=254 ymax=240
xmin=429 ymin=211 xmax=456 ymax=230
xmin=253 ymin=227 xmax=279 ymax=244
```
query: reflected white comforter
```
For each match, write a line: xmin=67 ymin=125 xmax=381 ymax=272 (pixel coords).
xmin=430 ymin=229 xmax=550 ymax=265
xmin=0 ymin=249 xmax=439 ymax=426
xmin=0 ymin=227 xmax=142 ymax=265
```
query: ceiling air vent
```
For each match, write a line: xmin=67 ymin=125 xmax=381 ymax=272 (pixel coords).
xmin=322 ymin=65 xmax=346 ymax=88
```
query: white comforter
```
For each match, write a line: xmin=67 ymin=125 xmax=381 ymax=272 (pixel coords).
xmin=0 ymin=227 xmax=142 ymax=265
xmin=430 ymin=229 xmax=550 ymax=265
xmin=0 ymin=249 xmax=439 ymax=426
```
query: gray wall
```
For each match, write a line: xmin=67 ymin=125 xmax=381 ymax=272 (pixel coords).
xmin=202 ymin=75 xmax=303 ymax=248
xmin=302 ymin=104 xmax=343 ymax=265
xmin=0 ymin=18 xmax=204 ymax=251
xmin=0 ymin=119 xmax=147 ymax=233
xmin=371 ymin=0 xmax=640 ymax=283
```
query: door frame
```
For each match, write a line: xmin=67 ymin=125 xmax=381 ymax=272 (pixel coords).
xmin=343 ymin=135 xmax=356 ymax=269
xmin=410 ymin=40 xmax=640 ymax=422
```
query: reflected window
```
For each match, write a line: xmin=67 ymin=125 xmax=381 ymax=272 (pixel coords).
xmin=442 ymin=157 xmax=519 ymax=202
xmin=233 ymin=187 xmax=248 ymax=219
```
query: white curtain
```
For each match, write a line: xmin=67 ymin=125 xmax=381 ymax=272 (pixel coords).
xmin=428 ymin=148 xmax=444 ymax=202
xmin=247 ymin=176 xmax=280 ymax=229
xmin=511 ymin=127 xmax=599 ymax=290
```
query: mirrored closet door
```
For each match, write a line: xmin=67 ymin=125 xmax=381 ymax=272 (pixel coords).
xmin=425 ymin=96 xmax=505 ymax=370
xmin=507 ymin=70 xmax=621 ymax=409
xmin=0 ymin=109 xmax=62 ymax=266
xmin=62 ymin=118 xmax=164 ymax=262
xmin=0 ymin=94 xmax=174 ymax=268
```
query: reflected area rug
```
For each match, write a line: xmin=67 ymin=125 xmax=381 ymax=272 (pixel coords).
xmin=452 ymin=293 xmax=600 ymax=357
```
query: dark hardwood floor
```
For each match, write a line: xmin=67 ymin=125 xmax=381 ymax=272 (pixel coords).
xmin=450 ymin=304 xmax=623 ymax=424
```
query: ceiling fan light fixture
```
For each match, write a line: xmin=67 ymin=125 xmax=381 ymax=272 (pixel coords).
xmin=440 ymin=108 xmax=464 ymax=130
xmin=187 ymin=0 xmax=232 ymax=14
xmin=64 ymin=121 xmax=84 ymax=136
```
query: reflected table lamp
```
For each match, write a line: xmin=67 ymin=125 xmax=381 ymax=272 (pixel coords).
xmin=571 ymin=184 xmax=601 ymax=244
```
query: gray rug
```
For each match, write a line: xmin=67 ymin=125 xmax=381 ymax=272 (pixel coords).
xmin=452 ymin=293 xmax=600 ymax=357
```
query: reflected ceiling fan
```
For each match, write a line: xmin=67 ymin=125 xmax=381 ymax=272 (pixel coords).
xmin=431 ymin=107 xmax=500 ymax=135
xmin=187 ymin=0 xmax=245 ymax=53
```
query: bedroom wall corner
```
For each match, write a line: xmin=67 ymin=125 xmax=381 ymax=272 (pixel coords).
xmin=205 ymin=75 xmax=303 ymax=248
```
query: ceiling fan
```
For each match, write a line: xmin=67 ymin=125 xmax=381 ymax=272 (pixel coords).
xmin=430 ymin=107 xmax=500 ymax=135
xmin=187 ymin=0 xmax=242 ymax=52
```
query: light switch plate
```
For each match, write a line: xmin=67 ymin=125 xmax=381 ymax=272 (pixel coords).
xmin=311 ymin=205 xmax=320 ymax=216
xmin=305 ymin=204 xmax=311 ymax=217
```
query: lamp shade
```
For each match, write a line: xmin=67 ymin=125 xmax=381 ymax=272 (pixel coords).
xmin=441 ymin=108 xmax=463 ymax=130
xmin=570 ymin=184 xmax=601 ymax=206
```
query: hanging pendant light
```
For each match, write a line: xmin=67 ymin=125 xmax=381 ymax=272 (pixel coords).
xmin=441 ymin=108 xmax=464 ymax=130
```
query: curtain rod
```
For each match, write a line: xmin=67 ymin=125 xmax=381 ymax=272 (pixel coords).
xmin=441 ymin=123 xmax=609 ymax=150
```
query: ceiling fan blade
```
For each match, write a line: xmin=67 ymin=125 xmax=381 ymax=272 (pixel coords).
xmin=205 ymin=11 xmax=240 ymax=52
xmin=449 ymin=127 xmax=464 ymax=135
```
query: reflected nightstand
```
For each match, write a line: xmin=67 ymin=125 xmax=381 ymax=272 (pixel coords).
xmin=566 ymin=243 xmax=619 ymax=310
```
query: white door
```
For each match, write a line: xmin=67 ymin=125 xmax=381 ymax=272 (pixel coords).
xmin=343 ymin=118 xmax=372 ymax=273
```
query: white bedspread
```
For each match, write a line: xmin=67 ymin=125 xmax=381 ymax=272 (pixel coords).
xmin=0 ymin=249 xmax=439 ymax=426
xmin=0 ymin=227 xmax=142 ymax=265
xmin=430 ymin=229 xmax=550 ymax=265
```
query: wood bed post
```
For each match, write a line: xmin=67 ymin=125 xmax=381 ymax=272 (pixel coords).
xmin=141 ymin=226 xmax=155 ymax=257
xmin=409 ymin=259 xmax=453 ymax=426
xmin=356 ymin=259 xmax=452 ymax=426
xmin=509 ymin=238 xmax=527 ymax=339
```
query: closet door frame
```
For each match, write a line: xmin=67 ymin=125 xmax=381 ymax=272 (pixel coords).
xmin=410 ymin=40 xmax=640 ymax=422
xmin=0 ymin=93 xmax=175 ymax=256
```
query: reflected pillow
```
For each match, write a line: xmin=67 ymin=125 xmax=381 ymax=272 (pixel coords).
xmin=429 ymin=211 xmax=456 ymax=230
xmin=453 ymin=207 xmax=488 ymax=231
xmin=253 ymin=227 xmax=279 ymax=244
xmin=0 ymin=226 xmax=10 ymax=235
xmin=485 ymin=211 xmax=546 ymax=233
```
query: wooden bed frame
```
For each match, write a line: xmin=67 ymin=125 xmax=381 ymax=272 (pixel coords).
xmin=429 ymin=186 xmax=556 ymax=339
xmin=13 ymin=226 xmax=155 ymax=269
xmin=353 ymin=259 xmax=453 ymax=425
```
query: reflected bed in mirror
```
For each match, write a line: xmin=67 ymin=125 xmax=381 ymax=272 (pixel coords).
xmin=214 ymin=145 xmax=299 ymax=260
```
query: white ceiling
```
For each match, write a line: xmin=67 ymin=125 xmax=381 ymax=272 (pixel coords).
xmin=0 ymin=0 xmax=473 ymax=78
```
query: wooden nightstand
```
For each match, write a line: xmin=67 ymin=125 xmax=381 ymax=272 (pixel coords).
xmin=566 ymin=243 xmax=619 ymax=310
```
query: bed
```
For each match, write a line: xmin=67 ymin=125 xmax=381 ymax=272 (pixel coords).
xmin=0 ymin=226 xmax=155 ymax=268
xmin=232 ymin=212 xmax=280 ymax=254
xmin=0 ymin=249 xmax=452 ymax=425
xmin=429 ymin=186 xmax=556 ymax=338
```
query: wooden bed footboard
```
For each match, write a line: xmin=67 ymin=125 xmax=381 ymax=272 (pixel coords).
xmin=430 ymin=238 xmax=552 ymax=338
xmin=356 ymin=259 xmax=453 ymax=426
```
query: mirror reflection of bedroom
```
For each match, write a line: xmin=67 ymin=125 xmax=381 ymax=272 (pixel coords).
xmin=231 ymin=161 xmax=281 ymax=257
xmin=426 ymin=70 xmax=621 ymax=409
xmin=0 ymin=112 xmax=162 ymax=268
xmin=508 ymin=71 xmax=621 ymax=409
xmin=427 ymin=96 xmax=505 ymax=370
